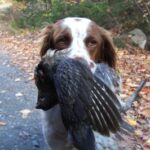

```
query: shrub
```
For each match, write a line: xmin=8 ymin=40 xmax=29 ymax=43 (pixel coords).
xmin=11 ymin=0 xmax=110 ymax=29
xmin=11 ymin=0 xmax=150 ymax=36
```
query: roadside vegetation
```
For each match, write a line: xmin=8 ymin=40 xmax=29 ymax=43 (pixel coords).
xmin=10 ymin=0 xmax=150 ymax=34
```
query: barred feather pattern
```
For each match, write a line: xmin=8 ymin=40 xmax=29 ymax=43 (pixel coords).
xmin=53 ymin=58 xmax=133 ymax=150
xmin=35 ymin=52 xmax=133 ymax=150
xmin=95 ymin=63 xmax=122 ymax=96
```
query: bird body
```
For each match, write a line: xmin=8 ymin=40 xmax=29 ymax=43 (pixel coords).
xmin=34 ymin=52 xmax=132 ymax=150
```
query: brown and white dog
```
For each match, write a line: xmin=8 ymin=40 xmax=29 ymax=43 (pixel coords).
xmin=40 ymin=17 xmax=117 ymax=150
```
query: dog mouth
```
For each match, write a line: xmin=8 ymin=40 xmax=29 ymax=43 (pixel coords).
xmin=46 ymin=48 xmax=72 ymax=58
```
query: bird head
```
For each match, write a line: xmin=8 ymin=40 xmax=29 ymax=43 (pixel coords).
xmin=34 ymin=60 xmax=58 ymax=111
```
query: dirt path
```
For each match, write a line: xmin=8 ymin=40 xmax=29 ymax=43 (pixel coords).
xmin=0 ymin=50 xmax=47 ymax=150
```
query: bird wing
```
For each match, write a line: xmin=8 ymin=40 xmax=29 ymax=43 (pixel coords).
xmin=53 ymin=58 xmax=132 ymax=138
xmin=54 ymin=58 xmax=96 ymax=150
xmin=95 ymin=63 xmax=121 ymax=95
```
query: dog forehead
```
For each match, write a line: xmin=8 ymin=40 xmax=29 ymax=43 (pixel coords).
xmin=61 ymin=17 xmax=92 ymax=37
xmin=63 ymin=17 xmax=91 ymax=24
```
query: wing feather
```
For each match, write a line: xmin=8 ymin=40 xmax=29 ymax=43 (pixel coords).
xmin=53 ymin=57 xmax=131 ymax=137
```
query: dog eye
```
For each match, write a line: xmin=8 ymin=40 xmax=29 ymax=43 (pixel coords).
xmin=57 ymin=40 xmax=66 ymax=47
xmin=85 ymin=37 xmax=97 ymax=48
xmin=87 ymin=39 xmax=97 ymax=46
xmin=55 ymin=36 xmax=71 ymax=50
xmin=58 ymin=37 xmax=67 ymax=43
xmin=88 ymin=40 xmax=97 ymax=46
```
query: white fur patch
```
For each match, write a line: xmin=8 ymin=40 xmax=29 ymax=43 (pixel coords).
xmin=62 ymin=17 xmax=96 ymax=72
xmin=42 ymin=105 xmax=76 ymax=150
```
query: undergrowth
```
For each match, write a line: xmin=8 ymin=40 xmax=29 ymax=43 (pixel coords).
xmin=6 ymin=0 xmax=150 ymax=38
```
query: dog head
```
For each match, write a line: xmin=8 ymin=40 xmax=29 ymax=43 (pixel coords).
xmin=40 ymin=17 xmax=116 ymax=70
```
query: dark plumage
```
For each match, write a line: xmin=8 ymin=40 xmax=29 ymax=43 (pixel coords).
xmin=34 ymin=54 xmax=132 ymax=150
xmin=95 ymin=63 xmax=146 ymax=112
xmin=95 ymin=63 xmax=121 ymax=95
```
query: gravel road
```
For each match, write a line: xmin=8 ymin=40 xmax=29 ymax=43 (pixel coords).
xmin=0 ymin=51 xmax=48 ymax=150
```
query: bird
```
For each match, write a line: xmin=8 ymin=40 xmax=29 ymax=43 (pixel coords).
xmin=34 ymin=50 xmax=133 ymax=150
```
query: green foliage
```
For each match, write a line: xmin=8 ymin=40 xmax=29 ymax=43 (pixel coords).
xmin=12 ymin=0 xmax=110 ymax=29
xmin=108 ymin=0 xmax=150 ymax=33
xmin=50 ymin=0 xmax=109 ymax=24
xmin=11 ymin=8 xmax=51 ymax=29
xmin=11 ymin=0 xmax=150 ymax=35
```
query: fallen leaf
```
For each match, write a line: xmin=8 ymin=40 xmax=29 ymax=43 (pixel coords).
xmin=144 ymin=142 xmax=150 ymax=149
xmin=142 ymin=87 xmax=150 ymax=94
xmin=126 ymin=83 xmax=138 ymax=88
xmin=146 ymin=139 xmax=150 ymax=145
xmin=120 ymin=93 xmax=128 ymax=99
xmin=0 ymin=121 xmax=7 ymax=127
xmin=135 ymin=129 xmax=143 ymax=136
xmin=140 ymin=107 xmax=150 ymax=118
xmin=126 ymin=78 xmax=132 ymax=83
xmin=15 ymin=92 xmax=23 ymax=97
xmin=145 ymin=82 xmax=150 ymax=87
xmin=15 ymin=78 xmax=21 ymax=82
xmin=19 ymin=131 xmax=30 ymax=138
xmin=0 ymin=90 xmax=6 ymax=93
xmin=20 ymin=109 xmax=32 ymax=119
xmin=27 ymin=76 xmax=34 ymax=81
xmin=126 ymin=116 xmax=137 ymax=126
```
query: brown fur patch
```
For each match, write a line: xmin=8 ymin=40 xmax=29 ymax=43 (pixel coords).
xmin=40 ymin=19 xmax=116 ymax=69
xmin=87 ymin=22 xmax=116 ymax=69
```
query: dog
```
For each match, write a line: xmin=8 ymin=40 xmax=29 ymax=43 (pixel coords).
xmin=38 ymin=17 xmax=145 ymax=150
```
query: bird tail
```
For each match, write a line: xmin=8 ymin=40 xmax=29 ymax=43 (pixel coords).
xmin=121 ymin=80 xmax=146 ymax=112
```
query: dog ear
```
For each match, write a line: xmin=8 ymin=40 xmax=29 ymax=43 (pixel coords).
xmin=94 ymin=27 xmax=116 ymax=69
xmin=40 ymin=25 xmax=54 ymax=57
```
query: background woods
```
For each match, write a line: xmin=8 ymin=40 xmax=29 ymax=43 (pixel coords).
xmin=11 ymin=0 xmax=150 ymax=33
xmin=4 ymin=0 xmax=149 ymax=50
